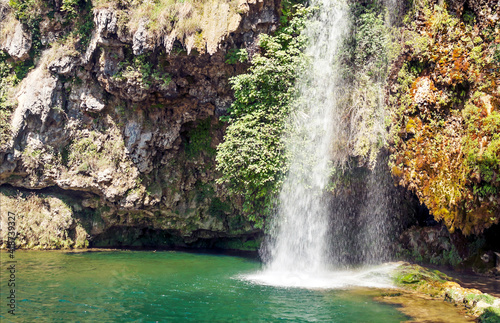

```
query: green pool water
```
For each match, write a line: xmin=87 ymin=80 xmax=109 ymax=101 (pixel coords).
xmin=0 ymin=251 xmax=410 ymax=322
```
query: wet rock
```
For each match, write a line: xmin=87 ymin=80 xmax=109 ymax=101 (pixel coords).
xmin=396 ymin=225 xmax=467 ymax=266
xmin=393 ymin=263 xmax=500 ymax=319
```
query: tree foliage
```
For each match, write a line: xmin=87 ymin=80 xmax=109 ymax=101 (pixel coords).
xmin=216 ymin=6 xmax=311 ymax=228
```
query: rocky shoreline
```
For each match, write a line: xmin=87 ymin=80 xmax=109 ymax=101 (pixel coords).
xmin=388 ymin=263 xmax=500 ymax=322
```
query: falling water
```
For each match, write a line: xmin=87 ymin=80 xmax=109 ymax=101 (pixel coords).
xmin=243 ymin=0 xmax=403 ymax=288
xmin=264 ymin=0 xmax=349 ymax=274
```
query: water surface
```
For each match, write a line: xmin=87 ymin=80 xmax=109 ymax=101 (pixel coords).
xmin=0 ymin=250 xmax=411 ymax=322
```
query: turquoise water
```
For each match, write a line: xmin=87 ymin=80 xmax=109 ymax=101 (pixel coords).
xmin=0 ymin=251 xmax=409 ymax=322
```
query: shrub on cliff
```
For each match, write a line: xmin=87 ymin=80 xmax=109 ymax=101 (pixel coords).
xmin=338 ymin=1 xmax=398 ymax=168
xmin=216 ymin=5 xmax=310 ymax=228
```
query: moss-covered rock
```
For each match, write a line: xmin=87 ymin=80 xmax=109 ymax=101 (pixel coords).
xmin=0 ymin=186 xmax=90 ymax=249
xmin=480 ymin=306 xmax=500 ymax=323
xmin=389 ymin=1 xmax=500 ymax=235
xmin=392 ymin=263 xmax=500 ymax=318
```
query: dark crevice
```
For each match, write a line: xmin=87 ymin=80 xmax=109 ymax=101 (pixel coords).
xmin=0 ymin=183 xmax=100 ymax=200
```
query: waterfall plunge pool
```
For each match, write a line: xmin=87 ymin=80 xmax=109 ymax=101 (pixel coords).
xmin=0 ymin=250 xmax=473 ymax=322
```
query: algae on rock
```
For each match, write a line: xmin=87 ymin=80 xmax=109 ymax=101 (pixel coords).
xmin=392 ymin=263 xmax=500 ymax=320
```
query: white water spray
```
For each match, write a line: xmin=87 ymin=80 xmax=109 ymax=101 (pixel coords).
xmin=264 ymin=0 xmax=349 ymax=274
xmin=244 ymin=0 xmax=402 ymax=289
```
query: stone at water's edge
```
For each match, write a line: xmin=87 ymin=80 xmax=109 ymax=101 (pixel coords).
xmin=391 ymin=263 xmax=500 ymax=321
xmin=376 ymin=291 xmax=475 ymax=322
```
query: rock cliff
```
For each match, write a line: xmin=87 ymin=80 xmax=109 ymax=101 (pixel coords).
xmin=0 ymin=0 xmax=279 ymax=249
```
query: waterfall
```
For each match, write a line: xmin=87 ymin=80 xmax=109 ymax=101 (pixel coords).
xmin=263 ymin=0 xmax=349 ymax=274
xmin=243 ymin=0 xmax=401 ymax=288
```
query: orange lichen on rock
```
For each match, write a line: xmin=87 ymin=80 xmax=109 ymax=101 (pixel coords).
xmin=389 ymin=2 xmax=500 ymax=235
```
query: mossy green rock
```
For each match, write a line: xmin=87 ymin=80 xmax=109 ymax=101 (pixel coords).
xmin=392 ymin=263 xmax=500 ymax=319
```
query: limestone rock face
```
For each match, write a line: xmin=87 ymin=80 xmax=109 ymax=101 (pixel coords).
xmin=48 ymin=55 xmax=80 ymax=76
xmin=132 ymin=20 xmax=155 ymax=55
xmin=0 ymin=0 xmax=279 ymax=249
xmin=1 ymin=19 xmax=31 ymax=60
xmin=69 ymin=81 xmax=106 ymax=113
xmin=11 ymin=64 xmax=62 ymax=139
xmin=94 ymin=8 xmax=118 ymax=37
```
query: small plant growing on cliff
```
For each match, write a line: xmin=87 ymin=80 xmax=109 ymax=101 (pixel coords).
xmin=0 ymin=53 xmax=15 ymax=147
xmin=112 ymin=54 xmax=171 ymax=90
xmin=184 ymin=118 xmax=216 ymax=159
xmin=61 ymin=0 xmax=80 ymax=18
xmin=8 ymin=0 xmax=46 ymax=27
xmin=225 ymin=49 xmax=248 ymax=64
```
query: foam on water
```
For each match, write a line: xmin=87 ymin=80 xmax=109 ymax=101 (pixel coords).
xmin=241 ymin=263 xmax=401 ymax=289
